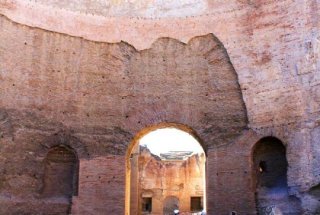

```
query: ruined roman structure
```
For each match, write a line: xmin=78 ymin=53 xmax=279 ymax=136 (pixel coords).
xmin=0 ymin=0 xmax=319 ymax=214
xmin=132 ymin=146 xmax=206 ymax=215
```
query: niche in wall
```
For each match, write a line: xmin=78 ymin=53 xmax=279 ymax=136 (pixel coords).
xmin=253 ymin=137 xmax=301 ymax=214
xmin=42 ymin=146 xmax=79 ymax=198
xmin=253 ymin=137 xmax=287 ymax=189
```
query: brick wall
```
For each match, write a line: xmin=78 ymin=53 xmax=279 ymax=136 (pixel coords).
xmin=72 ymin=156 xmax=126 ymax=214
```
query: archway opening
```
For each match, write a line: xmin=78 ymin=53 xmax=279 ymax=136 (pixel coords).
xmin=126 ymin=124 xmax=206 ymax=215
xmin=253 ymin=137 xmax=301 ymax=214
xmin=163 ymin=196 xmax=179 ymax=215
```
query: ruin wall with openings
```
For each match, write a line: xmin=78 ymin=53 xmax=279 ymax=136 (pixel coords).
xmin=0 ymin=0 xmax=319 ymax=214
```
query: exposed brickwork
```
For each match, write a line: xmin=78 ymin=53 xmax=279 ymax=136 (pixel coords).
xmin=0 ymin=0 xmax=319 ymax=213
xmin=207 ymin=130 xmax=259 ymax=215
xmin=0 ymin=15 xmax=249 ymax=214
xmin=71 ymin=156 xmax=126 ymax=214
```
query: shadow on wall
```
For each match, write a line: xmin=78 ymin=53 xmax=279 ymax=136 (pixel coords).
xmin=253 ymin=137 xmax=302 ymax=214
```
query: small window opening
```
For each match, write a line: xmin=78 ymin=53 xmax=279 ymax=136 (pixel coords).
xmin=191 ymin=196 xmax=203 ymax=212
xmin=230 ymin=211 xmax=237 ymax=215
xmin=259 ymin=161 xmax=267 ymax=173
xmin=142 ymin=197 xmax=152 ymax=212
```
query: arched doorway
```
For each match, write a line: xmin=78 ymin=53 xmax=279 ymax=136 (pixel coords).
xmin=163 ymin=196 xmax=179 ymax=215
xmin=252 ymin=137 xmax=301 ymax=214
xmin=126 ymin=123 xmax=206 ymax=215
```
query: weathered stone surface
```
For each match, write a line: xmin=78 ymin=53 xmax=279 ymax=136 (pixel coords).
xmin=0 ymin=14 xmax=248 ymax=214
xmin=0 ymin=15 xmax=247 ymax=148
xmin=0 ymin=0 xmax=319 ymax=214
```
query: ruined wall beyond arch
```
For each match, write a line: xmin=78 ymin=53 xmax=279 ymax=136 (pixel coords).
xmin=137 ymin=148 xmax=206 ymax=214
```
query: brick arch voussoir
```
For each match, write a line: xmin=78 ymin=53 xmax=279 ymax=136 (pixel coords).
xmin=40 ymin=130 xmax=89 ymax=159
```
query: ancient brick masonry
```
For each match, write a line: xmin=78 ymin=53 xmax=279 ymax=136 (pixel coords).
xmin=0 ymin=15 xmax=248 ymax=214
xmin=0 ymin=0 xmax=320 ymax=214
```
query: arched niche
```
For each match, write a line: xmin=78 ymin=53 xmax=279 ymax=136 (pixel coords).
xmin=42 ymin=145 xmax=79 ymax=198
xmin=253 ymin=137 xmax=288 ymax=189
xmin=252 ymin=137 xmax=301 ymax=214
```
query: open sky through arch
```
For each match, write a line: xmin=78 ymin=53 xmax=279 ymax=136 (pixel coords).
xmin=139 ymin=128 xmax=204 ymax=156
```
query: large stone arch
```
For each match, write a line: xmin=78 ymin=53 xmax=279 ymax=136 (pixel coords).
xmin=122 ymin=33 xmax=248 ymax=148
xmin=125 ymin=122 xmax=206 ymax=215
xmin=126 ymin=122 xmax=207 ymax=163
